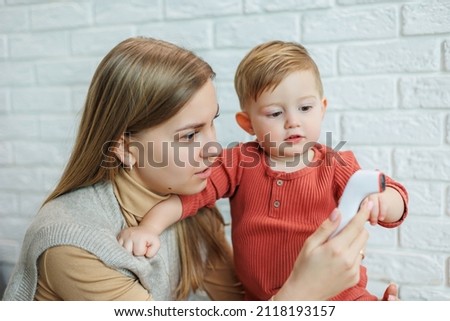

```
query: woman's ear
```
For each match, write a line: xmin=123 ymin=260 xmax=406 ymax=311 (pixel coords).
xmin=321 ymin=97 xmax=328 ymax=119
xmin=235 ymin=112 xmax=255 ymax=135
xmin=112 ymin=134 xmax=136 ymax=169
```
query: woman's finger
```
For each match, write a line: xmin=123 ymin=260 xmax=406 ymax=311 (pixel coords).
xmin=348 ymin=228 xmax=369 ymax=263
xmin=303 ymin=209 xmax=341 ymax=251
xmin=332 ymin=201 xmax=373 ymax=247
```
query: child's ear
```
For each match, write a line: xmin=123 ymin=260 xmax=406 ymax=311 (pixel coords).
xmin=112 ymin=134 xmax=136 ymax=168
xmin=235 ymin=111 xmax=255 ymax=135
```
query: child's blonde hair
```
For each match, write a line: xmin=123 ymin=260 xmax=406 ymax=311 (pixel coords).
xmin=234 ymin=40 xmax=323 ymax=109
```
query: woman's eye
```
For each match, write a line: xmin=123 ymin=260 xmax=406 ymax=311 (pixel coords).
xmin=181 ymin=131 xmax=197 ymax=141
xmin=211 ymin=114 xmax=219 ymax=127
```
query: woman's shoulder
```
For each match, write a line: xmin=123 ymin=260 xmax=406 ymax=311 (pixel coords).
xmin=43 ymin=181 xmax=111 ymax=206
xmin=41 ymin=182 xmax=117 ymax=218
xmin=32 ymin=181 xmax=124 ymax=240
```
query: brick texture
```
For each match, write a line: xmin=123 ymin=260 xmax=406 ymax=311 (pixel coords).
xmin=0 ymin=0 xmax=449 ymax=300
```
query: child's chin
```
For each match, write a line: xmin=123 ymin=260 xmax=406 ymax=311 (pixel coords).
xmin=273 ymin=149 xmax=305 ymax=159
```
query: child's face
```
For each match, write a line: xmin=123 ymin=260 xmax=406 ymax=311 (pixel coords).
xmin=128 ymin=79 xmax=220 ymax=196
xmin=242 ymin=70 xmax=326 ymax=161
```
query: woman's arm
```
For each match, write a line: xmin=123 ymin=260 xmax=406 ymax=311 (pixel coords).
xmin=36 ymin=246 xmax=152 ymax=300
xmin=274 ymin=202 xmax=373 ymax=301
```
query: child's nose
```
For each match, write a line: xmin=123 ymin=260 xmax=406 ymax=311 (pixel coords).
xmin=285 ymin=112 xmax=301 ymax=128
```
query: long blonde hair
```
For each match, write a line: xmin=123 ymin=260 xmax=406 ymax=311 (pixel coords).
xmin=44 ymin=37 xmax=230 ymax=300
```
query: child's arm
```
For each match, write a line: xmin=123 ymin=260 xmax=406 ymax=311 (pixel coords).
xmin=365 ymin=186 xmax=405 ymax=225
xmin=117 ymin=195 xmax=182 ymax=257
xmin=140 ymin=195 xmax=183 ymax=234
xmin=333 ymin=150 xmax=408 ymax=228
xmin=118 ymin=144 xmax=249 ymax=257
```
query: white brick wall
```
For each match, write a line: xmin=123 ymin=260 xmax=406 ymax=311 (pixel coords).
xmin=0 ymin=0 xmax=449 ymax=300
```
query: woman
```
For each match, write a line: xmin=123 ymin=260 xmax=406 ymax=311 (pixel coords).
xmin=3 ymin=37 xmax=390 ymax=301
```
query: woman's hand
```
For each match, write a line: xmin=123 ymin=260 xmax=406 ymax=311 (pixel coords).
xmin=274 ymin=201 xmax=374 ymax=301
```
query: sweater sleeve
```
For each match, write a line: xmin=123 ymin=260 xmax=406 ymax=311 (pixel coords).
xmin=36 ymin=246 xmax=152 ymax=301
xmin=378 ymin=175 xmax=408 ymax=228
xmin=179 ymin=144 xmax=245 ymax=218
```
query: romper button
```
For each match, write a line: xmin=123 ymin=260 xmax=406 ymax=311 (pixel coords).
xmin=276 ymin=179 xmax=283 ymax=186
xmin=273 ymin=200 xmax=280 ymax=208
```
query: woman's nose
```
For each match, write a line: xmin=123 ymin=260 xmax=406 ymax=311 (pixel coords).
xmin=199 ymin=127 xmax=221 ymax=159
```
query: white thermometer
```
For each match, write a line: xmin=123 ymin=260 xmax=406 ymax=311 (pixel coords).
xmin=329 ymin=169 xmax=386 ymax=238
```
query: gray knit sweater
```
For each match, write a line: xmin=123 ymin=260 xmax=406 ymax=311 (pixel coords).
xmin=2 ymin=182 xmax=183 ymax=301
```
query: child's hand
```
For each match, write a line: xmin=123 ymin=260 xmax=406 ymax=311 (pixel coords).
xmin=117 ymin=226 xmax=160 ymax=258
xmin=362 ymin=192 xmax=388 ymax=225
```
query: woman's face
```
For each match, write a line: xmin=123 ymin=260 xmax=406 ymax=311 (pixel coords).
xmin=128 ymin=79 xmax=220 ymax=196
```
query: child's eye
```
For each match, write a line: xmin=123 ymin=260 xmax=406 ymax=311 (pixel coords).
xmin=299 ymin=105 xmax=313 ymax=112
xmin=268 ymin=111 xmax=282 ymax=118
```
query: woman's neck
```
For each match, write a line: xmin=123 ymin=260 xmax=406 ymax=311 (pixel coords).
xmin=113 ymin=168 xmax=169 ymax=226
